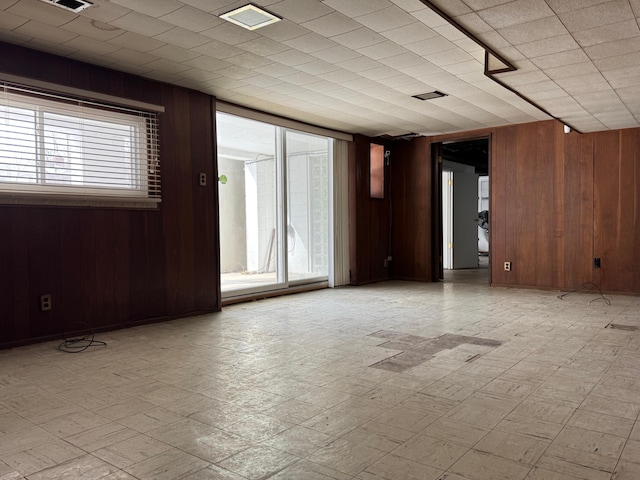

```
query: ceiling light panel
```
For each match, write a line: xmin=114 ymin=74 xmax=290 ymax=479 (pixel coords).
xmin=220 ymin=4 xmax=281 ymax=31
xmin=413 ymin=91 xmax=448 ymax=100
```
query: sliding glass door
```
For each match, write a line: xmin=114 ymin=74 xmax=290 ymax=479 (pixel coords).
xmin=217 ymin=112 xmax=331 ymax=297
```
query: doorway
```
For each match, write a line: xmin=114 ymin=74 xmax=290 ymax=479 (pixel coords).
xmin=438 ymin=138 xmax=490 ymax=284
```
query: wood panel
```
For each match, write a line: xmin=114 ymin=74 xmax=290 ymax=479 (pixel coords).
xmin=348 ymin=134 xmax=391 ymax=284
xmin=390 ymin=137 xmax=432 ymax=281
xmin=0 ymin=42 xmax=219 ymax=348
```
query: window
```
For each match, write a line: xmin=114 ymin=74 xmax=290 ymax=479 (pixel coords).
xmin=0 ymin=83 xmax=160 ymax=206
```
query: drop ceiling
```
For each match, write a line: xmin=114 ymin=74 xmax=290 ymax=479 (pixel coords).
xmin=0 ymin=0 xmax=638 ymax=136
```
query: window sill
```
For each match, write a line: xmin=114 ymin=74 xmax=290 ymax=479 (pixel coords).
xmin=0 ymin=193 xmax=160 ymax=209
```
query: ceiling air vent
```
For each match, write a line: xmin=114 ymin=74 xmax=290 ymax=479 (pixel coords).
xmin=220 ymin=4 xmax=281 ymax=31
xmin=413 ymin=91 xmax=448 ymax=101
xmin=38 ymin=0 xmax=93 ymax=13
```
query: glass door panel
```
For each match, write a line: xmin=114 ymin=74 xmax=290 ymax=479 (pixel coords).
xmin=285 ymin=131 xmax=330 ymax=283
xmin=217 ymin=113 xmax=282 ymax=295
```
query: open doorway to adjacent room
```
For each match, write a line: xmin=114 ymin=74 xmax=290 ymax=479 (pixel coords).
xmin=438 ymin=137 xmax=490 ymax=284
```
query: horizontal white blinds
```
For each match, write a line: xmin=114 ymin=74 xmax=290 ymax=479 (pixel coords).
xmin=0 ymin=82 xmax=160 ymax=202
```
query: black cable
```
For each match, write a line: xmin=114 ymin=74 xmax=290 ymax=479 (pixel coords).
xmin=58 ymin=322 xmax=107 ymax=353
xmin=557 ymin=281 xmax=611 ymax=305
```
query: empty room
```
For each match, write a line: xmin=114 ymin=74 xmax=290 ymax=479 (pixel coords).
xmin=1 ymin=1 xmax=640 ymax=479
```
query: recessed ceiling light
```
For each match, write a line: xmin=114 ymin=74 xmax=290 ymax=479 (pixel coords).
xmin=220 ymin=4 xmax=281 ymax=31
xmin=412 ymin=91 xmax=448 ymax=101
xmin=38 ymin=0 xmax=93 ymax=13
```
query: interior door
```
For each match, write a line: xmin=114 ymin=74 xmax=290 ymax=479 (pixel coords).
xmin=452 ymin=171 xmax=479 ymax=269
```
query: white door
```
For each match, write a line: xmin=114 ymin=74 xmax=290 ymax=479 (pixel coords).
xmin=452 ymin=172 xmax=479 ymax=269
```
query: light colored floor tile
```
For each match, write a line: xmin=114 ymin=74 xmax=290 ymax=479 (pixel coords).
xmin=39 ymin=411 xmax=112 ymax=438
xmin=361 ymin=385 xmax=416 ymax=404
xmin=0 ymin=427 xmax=58 ymax=457
xmin=536 ymin=444 xmax=616 ymax=480
xmin=341 ymin=421 xmax=413 ymax=452
xmin=222 ymin=413 xmax=294 ymax=442
xmin=261 ymin=426 xmax=334 ymax=457
xmin=359 ymin=453 xmax=444 ymax=480
xmin=511 ymin=399 xmax=575 ymax=424
xmin=420 ymin=418 xmax=489 ymax=447
xmin=116 ymin=407 xmax=183 ymax=433
xmin=263 ymin=399 xmax=324 ymax=424
xmin=124 ymin=448 xmax=210 ymax=480
xmin=619 ymin=439 xmax=640 ymax=465
xmin=449 ymin=450 xmax=531 ymax=480
xmin=182 ymin=464 xmax=247 ymax=479
xmin=217 ymin=445 xmax=299 ymax=480
xmin=400 ymin=393 xmax=459 ymax=416
xmin=496 ymin=414 xmax=563 ymax=441
xmin=92 ymin=434 xmax=172 ymax=469
xmin=308 ymin=439 xmax=385 ymax=476
xmin=146 ymin=418 xmax=218 ymax=447
xmin=372 ymin=405 xmax=438 ymax=433
xmin=2 ymin=439 xmax=85 ymax=476
xmin=445 ymin=403 xmax=507 ymax=429
xmin=567 ymin=409 xmax=633 ymax=438
xmin=330 ymin=396 xmax=394 ymax=420
xmin=580 ymin=394 xmax=640 ymax=420
xmin=269 ymin=459 xmax=350 ymax=480
xmin=612 ymin=461 xmax=640 ymax=480
xmin=553 ymin=425 xmax=625 ymax=459
xmin=302 ymin=411 xmax=366 ymax=437
xmin=296 ymin=387 xmax=353 ymax=409
xmin=525 ymin=466 xmax=585 ymax=479
xmin=393 ymin=433 xmax=469 ymax=470
xmin=27 ymin=453 xmax=118 ymax=480
xmin=473 ymin=430 xmax=549 ymax=465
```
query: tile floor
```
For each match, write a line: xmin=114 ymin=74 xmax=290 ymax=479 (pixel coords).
xmin=1 ymin=279 xmax=640 ymax=479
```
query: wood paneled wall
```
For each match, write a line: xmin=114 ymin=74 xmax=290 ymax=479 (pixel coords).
xmin=0 ymin=43 xmax=220 ymax=348
xmin=386 ymin=120 xmax=640 ymax=295
xmin=349 ymin=134 xmax=391 ymax=284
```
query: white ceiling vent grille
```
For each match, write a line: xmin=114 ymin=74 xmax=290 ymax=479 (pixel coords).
xmin=38 ymin=0 xmax=93 ymax=13
xmin=220 ymin=4 xmax=281 ymax=31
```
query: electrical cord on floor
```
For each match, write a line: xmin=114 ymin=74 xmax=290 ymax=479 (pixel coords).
xmin=557 ymin=281 xmax=611 ymax=305
xmin=58 ymin=322 xmax=107 ymax=353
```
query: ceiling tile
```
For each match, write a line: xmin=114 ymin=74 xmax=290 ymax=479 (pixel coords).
xmin=585 ymin=37 xmax=640 ymax=60
xmin=558 ymin=0 xmax=633 ymax=32
xmin=433 ymin=24 xmax=467 ymax=41
xmin=380 ymin=22 xmax=438 ymax=45
xmin=108 ymin=31 xmax=167 ymax=52
xmin=201 ymin=22 xmax=260 ymax=45
xmin=498 ymin=16 xmax=567 ymax=45
xmin=0 ymin=10 xmax=28 ymax=30
xmin=331 ymin=28 xmax=386 ymax=49
xmin=62 ymin=17 xmax=124 ymax=42
xmin=111 ymin=11 xmax=173 ymax=37
xmin=79 ymin=1 xmax=131 ymax=23
xmin=389 ymin=0 xmax=429 ymax=13
xmin=545 ymin=61 xmax=599 ymax=80
xmin=154 ymin=27 xmax=210 ymax=48
xmin=236 ymin=37 xmax=289 ymax=56
xmin=267 ymin=49 xmax=316 ymax=66
xmin=516 ymin=34 xmax=579 ymax=58
xmin=454 ymin=13 xmax=494 ymax=33
xmin=355 ymin=6 xmax=416 ymax=32
xmin=312 ymin=45 xmax=361 ymax=63
xmin=531 ymin=49 xmax=590 ymax=70
xmin=278 ymin=71 xmax=320 ymax=86
xmin=405 ymin=36 xmax=457 ymax=55
xmin=336 ymin=56 xmax=384 ymax=73
xmin=572 ymin=19 xmax=640 ymax=47
xmin=106 ymin=48 xmax=159 ymax=66
xmin=594 ymin=51 xmax=640 ymax=71
xmin=357 ymin=40 xmax=408 ymax=60
xmin=64 ymin=35 xmax=121 ymax=55
xmin=257 ymin=20 xmax=310 ymax=42
xmin=424 ymin=48 xmax=474 ymax=66
xmin=283 ymin=32 xmax=338 ymax=53
xmin=269 ymin=0 xmax=334 ymax=22
xmin=8 ymin=0 xmax=77 ymax=28
xmin=182 ymin=55 xmax=231 ymax=72
xmin=477 ymin=0 xmax=555 ymax=29
xmin=545 ymin=0 xmax=609 ymax=14
xmin=362 ymin=65 xmax=400 ymax=80
xmin=379 ymin=51 xmax=428 ymax=68
xmin=109 ymin=0 xmax=182 ymax=17
xmin=192 ymin=40 xmax=243 ymax=59
xmin=301 ymin=12 xmax=361 ymax=37
xmin=22 ymin=37 xmax=75 ymax=55
xmin=14 ymin=19 xmax=77 ymax=44
xmin=158 ymin=5 xmax=223 ymax=32
xmin=216 ymin=64 xmax=258 ymax=79
xmin=322 ymin=0 xmax=391 ymax=17
xmin=294 ymin=60 xmax=341 ymax=75
xmin=222 ymin=51 xmax=273 ymax=69
xmin=411 ymin=8 xmax=448 ymax=28
xmin=556 ymin=73 xmax=611 ymax=95
xmin=142 ymin=57 xmax=193 ymax=74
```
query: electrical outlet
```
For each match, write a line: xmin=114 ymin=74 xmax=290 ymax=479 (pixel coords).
xmin=40 ymin=294 xmax=52 ymax=311
xmin=504 ymin=261 xmax=511 ymax=272
xmin=594 ymin=257 xmax=601 ymax=268
xmin=199 ymin=173 xmax=207 ymax=186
